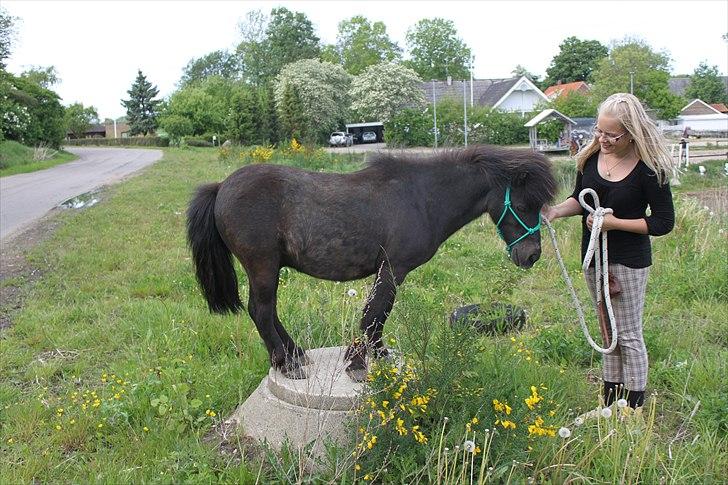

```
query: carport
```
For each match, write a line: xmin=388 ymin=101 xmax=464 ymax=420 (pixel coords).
xmin=345 ymin=122 xmax=384 ymax=144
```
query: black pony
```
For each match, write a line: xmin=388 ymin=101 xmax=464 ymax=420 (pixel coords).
xmin=187 ymin=145 xmax=557 ymax=381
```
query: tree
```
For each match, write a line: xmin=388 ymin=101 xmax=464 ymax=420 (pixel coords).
xmin=236 ymin=9 xmax=269 ymax=86
xmin=64 ymin=102 xmax=99 ymax=138
xmin=178 ymin=50 xmax=240 ymax=87
xmin=511 ymin=65 xmax=541 ymax=85
xmin=274 ymin=59 xmax=351 ymax=142
xmin=0 ymin=70 xmax=65 ymax=147
xmin=685 ymin=62 xmax=728 ymax=104
xmin=121 ymin=70 xmax=162 ymax=136
xmin=278 ymin=83 xmax=307 ymax=141
xmin=591 ymin=39 xmax=684 ymax=119
xmin=0 ymin=7 xmax=18 ymax=69
xmin=551 ymin=91 xmax=599 ymax=118
xmin=159 ymin=76 xmax=242 ymax=139
xmin=265 ymin=8 xmax=321 ymax=79
xmin=404 ymin=18 xmax=472 ymax=80
xmin=544 ymin=36 xmax=608 ymax=86
xmin=226 ymin=88 xmax=263 ymax=145
xmin=350 ymin=62 xmax=425 ymax=123
xmin=333 ymin=16 xmax=402 ymax=75
xmin=20 ymin=65 xmax=60 ymax=88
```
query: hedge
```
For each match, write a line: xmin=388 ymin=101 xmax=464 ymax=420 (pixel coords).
xmin=64 ymin=137 xmax=170 ymax=147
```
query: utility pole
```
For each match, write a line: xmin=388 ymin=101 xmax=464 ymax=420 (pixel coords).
xmin=432 ymin=79 xmax=438 ymax=149
xmin=470 ymin=55 xmax=474 ymax=107
xmin=463 ymin=80 xmax=468 ymax=147
xmin=629 ymin=71 xmax=635 ymax=94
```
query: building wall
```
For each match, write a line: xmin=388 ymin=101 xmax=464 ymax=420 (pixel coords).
xmin=670 ymin=114 xmax=728 ymax=132
xmin=497 ymin=90 xmax=545 ymax=115
xmin=105 ymin=122 xmax=131 ymax=138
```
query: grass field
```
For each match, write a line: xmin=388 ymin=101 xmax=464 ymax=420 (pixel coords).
xmin=0 ymin=146 xmax=725 ymax=483
xmin=0 ymin=140 xmax=77 ymax=177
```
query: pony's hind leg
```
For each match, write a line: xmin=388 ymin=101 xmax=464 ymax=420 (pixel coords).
xmin=346 ymin=261 xmax=402 ymax=382
xmin=245 ymin=261 xmax=306 ymax=379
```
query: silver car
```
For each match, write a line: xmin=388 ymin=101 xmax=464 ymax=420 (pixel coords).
xmin=329 ymin=132 xmax=353 ymax=147
xmin=361 ymin=131 xmax=377 ymax=143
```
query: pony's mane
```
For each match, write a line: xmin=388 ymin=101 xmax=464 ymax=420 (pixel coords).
xmin=364 ymin=145 xmax=557 ymax=207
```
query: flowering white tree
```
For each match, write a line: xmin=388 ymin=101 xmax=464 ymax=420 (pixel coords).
xmin=274 ymin=59 xmax=352 ymax=141
xmin=349 ymin=63 xmax=425 ymax=123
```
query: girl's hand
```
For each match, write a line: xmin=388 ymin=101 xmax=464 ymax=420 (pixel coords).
xmin=587 ymin=213 xmax=617 ymax=231
xmin=541 ymin=204 xmax=558 ymax=222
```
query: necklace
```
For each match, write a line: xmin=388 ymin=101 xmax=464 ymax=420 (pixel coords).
xmin=603 ymin=152 xmax=631 ymax=177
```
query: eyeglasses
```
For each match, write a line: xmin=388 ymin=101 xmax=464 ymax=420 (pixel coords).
xmin=593 ymin=127 xmax=627 ymax=144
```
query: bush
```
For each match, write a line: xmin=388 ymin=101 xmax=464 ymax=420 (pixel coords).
xmin=183 ymin=136 xmax=214 ymax=147
xmin=64 ymin=137 xmax=169 ymax=147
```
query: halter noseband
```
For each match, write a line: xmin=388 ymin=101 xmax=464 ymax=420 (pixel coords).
xmin=495 ymin=186 xmax=541 ymax=253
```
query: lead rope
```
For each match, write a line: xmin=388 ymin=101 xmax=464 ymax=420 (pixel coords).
xmin=542 ymin=188 xmax=618 ymax=354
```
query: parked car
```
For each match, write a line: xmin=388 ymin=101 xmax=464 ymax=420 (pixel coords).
xmin=329 ymin=131 xmax=353 ymax=147
xmin=361 ymin=131 xmax=377 ymax=143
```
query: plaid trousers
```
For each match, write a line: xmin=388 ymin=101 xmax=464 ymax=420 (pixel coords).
xmin=584 ymin=263 xmax=650 ymax=391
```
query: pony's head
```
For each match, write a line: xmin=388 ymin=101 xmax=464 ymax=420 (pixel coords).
xmin=476 ymin=147 xmax=557 ymax=268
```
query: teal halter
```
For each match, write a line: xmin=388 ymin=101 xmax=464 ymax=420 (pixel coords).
xmin=495 ymin=186 xmax=541 ymax=253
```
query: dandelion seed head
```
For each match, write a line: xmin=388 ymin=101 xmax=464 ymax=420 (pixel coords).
xmin=463 ymin=440 xmax=476 ymax=453
xmin=574 ymin=417 xmax=584 ymax=426
xmin=617 ymin=399 xmax=628 ymax=408
xmin=601 ymin=407 xmax=613 ymax=418
xmin=558 ymin=427 xmax=571 ymax=438
xmin=347 ymin=289 xmax=358 ymax=297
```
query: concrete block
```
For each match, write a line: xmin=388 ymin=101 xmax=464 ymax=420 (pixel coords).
xmin=223 ymin=346 xmax=364 ymax=463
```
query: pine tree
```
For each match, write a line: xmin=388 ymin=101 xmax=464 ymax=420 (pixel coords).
xmin=226 ymin=88 xmax=259 ymax=145
xmin=121 ymin=70 xmax=161 ymax=136
xmin=261 ymin=84 xmax=280 ymax=145
xmin=279 ymin=83 xmax=306 ymax=142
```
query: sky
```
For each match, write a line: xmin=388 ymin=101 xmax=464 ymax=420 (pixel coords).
xmin=4 ymin=0 xmax=727 ymax=119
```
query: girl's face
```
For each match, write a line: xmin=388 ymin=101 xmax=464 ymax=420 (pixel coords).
xmin=595 ymin=114 xmax=631 ymax=155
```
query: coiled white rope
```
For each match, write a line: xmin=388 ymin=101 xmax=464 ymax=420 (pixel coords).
xmin=542 ymin=188 xmax=618 ymax=354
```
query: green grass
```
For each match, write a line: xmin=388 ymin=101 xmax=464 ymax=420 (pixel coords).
xmin=0 ymin=140 xmax=77 ymax=177
xmin=0 ymin=147 xmax=725 ymax=483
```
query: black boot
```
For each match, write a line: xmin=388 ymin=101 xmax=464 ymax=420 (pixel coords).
xmin=625 ymin=390 xmax=645 ymax=409
xmin=603 ymin=381 xmax=623 ymax=406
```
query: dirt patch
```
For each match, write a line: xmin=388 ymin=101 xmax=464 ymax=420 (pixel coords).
xmin=0 ymin=209 xmax=64 ymax=330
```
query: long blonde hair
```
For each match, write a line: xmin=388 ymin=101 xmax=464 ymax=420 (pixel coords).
xmin=576 ymin=93 xmax=676 ymax=185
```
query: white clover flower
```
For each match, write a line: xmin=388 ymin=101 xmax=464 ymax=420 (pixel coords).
xmin=617 ymin=399 xmax=628 ymax=408
xmin=558 ymin=427 xmax=571 ymax=438
xmin=601 ymin=407 xmax=613 ymax=418
xmin=463 ymin=440 xmax=476 ymax=453
xmin=347 ymin=289 xmax=357 ymax=297
xmin=574 ymin=416 xmax=584 ymax=426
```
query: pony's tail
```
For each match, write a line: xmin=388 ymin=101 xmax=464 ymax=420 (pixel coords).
xmin=186 ymin=183 xmax=243 ymax=314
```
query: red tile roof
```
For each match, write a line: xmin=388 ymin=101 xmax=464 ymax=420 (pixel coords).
xmin=544 ymin=81 xmax=590 ymax=99
xmin=709 ymin=103 xmax=728 ymax=113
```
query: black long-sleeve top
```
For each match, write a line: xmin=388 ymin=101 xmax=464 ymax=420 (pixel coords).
xmin=569 ymin=152 xmax=675 ymax=268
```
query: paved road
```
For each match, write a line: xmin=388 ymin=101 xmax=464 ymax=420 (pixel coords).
xmin=0 ymin=147 xmax=163 ymax=242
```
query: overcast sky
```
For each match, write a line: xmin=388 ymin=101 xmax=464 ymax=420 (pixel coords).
xmin=4 ymin=0 xmax=727 ymax=119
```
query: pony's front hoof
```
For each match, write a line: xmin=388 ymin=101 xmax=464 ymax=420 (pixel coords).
xmin=293 ymin=348 xmax=313 ymax=366
xmin=345 ymin=366 xmax=368 ymax=383
xmin=280 ymin=363 xmax=307 ymax=380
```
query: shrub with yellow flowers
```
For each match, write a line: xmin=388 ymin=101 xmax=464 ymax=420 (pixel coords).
xmin=249 ymin=145 xmax=275 ymax=164
xmin=351 ymin=313 xmax=571 ymax=483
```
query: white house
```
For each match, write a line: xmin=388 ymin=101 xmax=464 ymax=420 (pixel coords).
xmin=420 ymin=76 xmax=549 ymax=116
xmin=671 ymin=99 xmax=728 ymax=134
